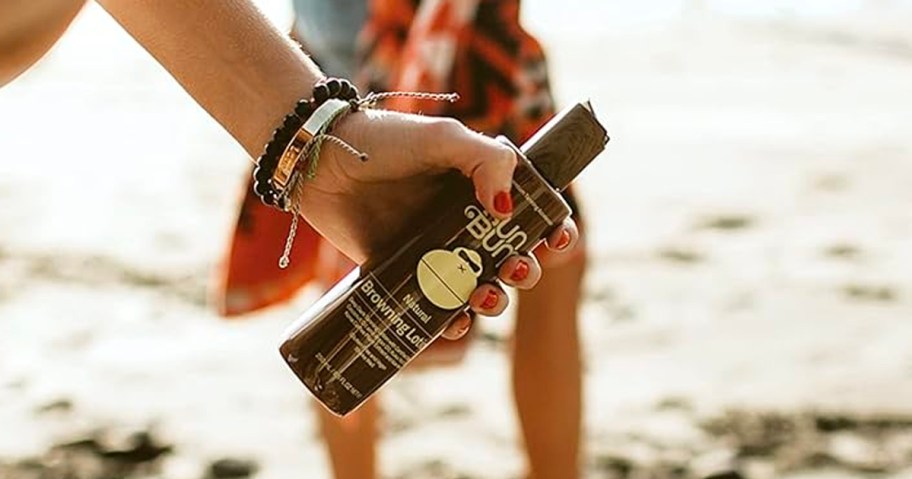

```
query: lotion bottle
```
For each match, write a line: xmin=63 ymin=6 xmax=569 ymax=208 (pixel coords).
xmin=280 ymin=101 xmax=609 ymax=416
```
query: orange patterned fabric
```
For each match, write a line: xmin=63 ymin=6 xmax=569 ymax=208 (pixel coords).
xmin=359 ymin=0 xmax=556 ymax=143
xmin=214 ymin=0 xmax=559 ymax=319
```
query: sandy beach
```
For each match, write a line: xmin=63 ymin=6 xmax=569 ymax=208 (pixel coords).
xmin=1 ymin=2 xmax=912 ymax=478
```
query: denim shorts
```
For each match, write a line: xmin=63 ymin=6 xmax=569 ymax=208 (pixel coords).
xmin=291 ymin=0 xmax=367 ymax=78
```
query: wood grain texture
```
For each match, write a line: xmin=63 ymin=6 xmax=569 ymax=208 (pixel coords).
xmin=522 ymin=101 xmax=610 ymax=191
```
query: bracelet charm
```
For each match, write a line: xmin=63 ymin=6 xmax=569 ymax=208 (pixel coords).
xmin=253 ymin=77 xmax=459 ymax=268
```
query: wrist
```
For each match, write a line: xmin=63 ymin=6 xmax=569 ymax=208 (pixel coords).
xmin=255 ymin=78 xmax=363 ymax=269
xmin=243 ymin=61 xmax=326 ymax=156
xmin=254 ymin=77 xmax=361 ymax=211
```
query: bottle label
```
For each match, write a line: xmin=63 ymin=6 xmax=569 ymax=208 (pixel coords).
xmin=282 ymin=159 xmax=573 ymax=415
xmin=417 ymin=246 xmax=483 ymax=309
xmin=463 ymin=205 xmax=530 ymax=262
xmin=341 ymin=274 xmax=434 ymax=377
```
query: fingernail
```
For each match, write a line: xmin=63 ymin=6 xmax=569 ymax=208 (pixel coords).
xmin=458 ymin=322 xmax=471 ymax=335
xmin=556 ymin=229 xmax=571 ymax=250
xmin=494 ymin=191 xmax=513 ymax=215
xmin=510 ymin=261 xmax=529 ymax=282
xmin=481 ymin=290 xmax=499 ymax=310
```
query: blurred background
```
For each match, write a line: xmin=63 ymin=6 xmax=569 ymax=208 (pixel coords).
xmin=2 ymin=1 xmax=912 ymax=478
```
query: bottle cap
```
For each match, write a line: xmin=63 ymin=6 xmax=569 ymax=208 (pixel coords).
xmin=521 ymin=101 xmax=609 ymax=191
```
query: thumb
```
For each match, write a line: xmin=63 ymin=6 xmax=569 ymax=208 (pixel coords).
xmin=434 ymin=119 xmax=517 ymax=220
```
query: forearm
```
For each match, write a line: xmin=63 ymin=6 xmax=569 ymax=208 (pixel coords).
xmin=0 ymin=0 xmax=86 ymax=87
xmin=95 ymin=0 xmax=325 ymax=157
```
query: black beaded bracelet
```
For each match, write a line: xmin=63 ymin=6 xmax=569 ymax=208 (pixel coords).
xmin=253 ymin=111 xmax=304 ymax=207
xmin=253 ymin=77 xmax=360 ymax=208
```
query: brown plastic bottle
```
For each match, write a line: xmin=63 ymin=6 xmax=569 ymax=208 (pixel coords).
xmin=280 ymin=101 xmax=609 ymax=416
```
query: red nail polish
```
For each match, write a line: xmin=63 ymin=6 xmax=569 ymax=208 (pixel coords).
xmin=481 ymin=290 xmax=499 ymax=310
xmin=279 ymin=102 xmax=608 ymax=416
xmin=510 ymin=261 xmax=529 ymax=282
xmin=556 ymin=230 xmax=571 ymax=250
xmin=494 ymin=191 xmax=513 ymax=215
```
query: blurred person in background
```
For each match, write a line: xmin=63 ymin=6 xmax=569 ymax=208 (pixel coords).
xmin=216 ymin=2 xmax=588 ymax=478
xmin=0 ymin=1 xmax=586 ymax=478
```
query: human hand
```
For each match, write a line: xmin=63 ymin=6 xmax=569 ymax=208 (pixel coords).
xmin=293 ymin=109 xmax=579 ymax=334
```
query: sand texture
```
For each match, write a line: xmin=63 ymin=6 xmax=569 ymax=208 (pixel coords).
xmin=1 ymin=2 xmax=911 ymax=478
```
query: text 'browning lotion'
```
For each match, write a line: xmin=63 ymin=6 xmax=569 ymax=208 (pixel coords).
xmin=280 ymin=101 xmax=609 ymax=415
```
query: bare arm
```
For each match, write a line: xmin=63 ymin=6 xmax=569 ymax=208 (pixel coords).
xmin=95 ymin=0 xmax=324 ymax=157
xmin=0 ymin=0 xmax=86 ymax=87
xmin=91 ymin=0 xmax=579 ymax=320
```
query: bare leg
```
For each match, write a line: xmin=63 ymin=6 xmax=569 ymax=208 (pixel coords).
xmin=315 ymin=397 xmax=378 ymax=479
xmin=513 ymin=248 xmax=586 ymax=479
xmin=313 ymin=244 xmax=378 ymax=479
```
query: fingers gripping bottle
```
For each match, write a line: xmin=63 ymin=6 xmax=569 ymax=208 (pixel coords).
xmin=280 ymin=102 xmax=609 ymax=416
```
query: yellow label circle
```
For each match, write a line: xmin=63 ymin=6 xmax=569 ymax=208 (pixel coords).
xmin=416 ymin=248 xmax=483 ymax=310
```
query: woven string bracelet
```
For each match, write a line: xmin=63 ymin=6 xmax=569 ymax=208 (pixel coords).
xmin=257 ymin=83 xmax=460 ymax=268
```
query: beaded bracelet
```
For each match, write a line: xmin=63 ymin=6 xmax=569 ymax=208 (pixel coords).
xmin=254 ymin=77 xmax=460 ymax=268
xmin=253 ymin=78 xmax=359 ymax=208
